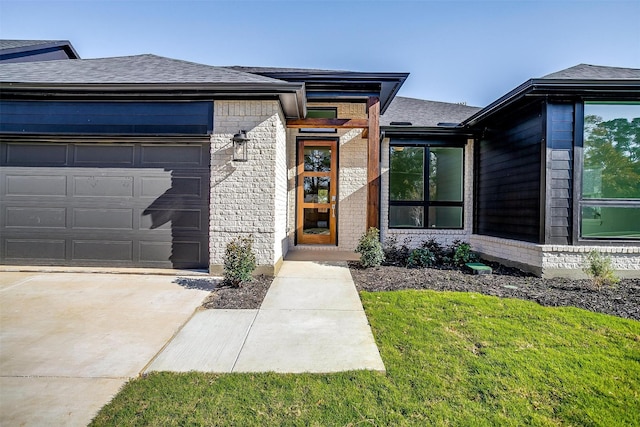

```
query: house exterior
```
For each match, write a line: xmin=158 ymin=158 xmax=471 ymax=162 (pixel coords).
xmin=0 ymin=40 xmax=638 ymax=277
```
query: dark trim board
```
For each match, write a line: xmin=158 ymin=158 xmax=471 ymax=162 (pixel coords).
xmin=0 ymin=100 xmax=214 ymax=135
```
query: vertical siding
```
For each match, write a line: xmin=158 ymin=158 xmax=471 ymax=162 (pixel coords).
xmin=546 ymin=102 xmax=574 ymax=244
xmin=475 ymin=103 xmax=544 ymax=243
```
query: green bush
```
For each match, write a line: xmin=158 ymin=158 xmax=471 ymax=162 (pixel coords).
xmin=451 ymin=240 xmax=478 ymax=266
xmin=583 ymin=250 xmax=619 ymax=290
xmin=422 ymin=238 xmax=447 ymax=264
xmin=223 ymin=235 xmax=256 ymax=287
xmin=407 ymin=248 xmax=435 ymax=268
xmin=356 ymin=227 xmax=385 ymax=268
xmin=383 ymin=235 xmax=410 ymax=266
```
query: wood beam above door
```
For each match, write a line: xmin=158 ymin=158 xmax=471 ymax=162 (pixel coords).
xmin=286 ymin=118 xmax=369 ymax=128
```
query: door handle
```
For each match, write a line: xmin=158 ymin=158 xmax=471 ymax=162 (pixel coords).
xmin=331 ymin=203 xmax=336 ymax=218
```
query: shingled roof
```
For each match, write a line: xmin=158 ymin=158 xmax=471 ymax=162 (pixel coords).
xmin=381 ymin=97 xmax=481 ymax=127
xmin=0 ymin=54 xmax=286 ymax=84
xmin=542 ymin=63 xmax=640 ymax=80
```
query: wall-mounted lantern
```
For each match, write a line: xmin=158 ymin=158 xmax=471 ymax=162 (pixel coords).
xmin=231 ymin=130 xmax=250 ymax=162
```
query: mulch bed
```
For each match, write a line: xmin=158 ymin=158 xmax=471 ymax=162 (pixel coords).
xmin=180 ymin=263 xmax=639 ymax=321
xmin=175 ymin=275 xmax=273 ymax=309
xmin=348 ymin=261 xmax=640 ymax=321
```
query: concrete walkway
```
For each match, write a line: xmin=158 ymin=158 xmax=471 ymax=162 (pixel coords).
xmin=146 ymin=260 xmax=385 ymax=373
xmin=0 ymin=261 xmax=383 ymax=426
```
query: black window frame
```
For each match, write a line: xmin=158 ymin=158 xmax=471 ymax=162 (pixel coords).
xmin=388 ymin=139 xmax=465 ymax=230
xmin=574 ymin=100 xmax=640 ymax=243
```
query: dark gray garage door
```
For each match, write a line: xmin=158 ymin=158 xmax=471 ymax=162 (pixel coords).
xmin=0 ymin=140 xmax=210 ymax=269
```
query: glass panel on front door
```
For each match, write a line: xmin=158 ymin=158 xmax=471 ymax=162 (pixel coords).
xmin=297 ymin=141 xmax=338 ymax=245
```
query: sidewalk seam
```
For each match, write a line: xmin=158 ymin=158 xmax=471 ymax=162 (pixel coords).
xmin=0 ymin=275 xmax=39 ymax=293
xmin=229 ymin=309 xmax=260 ymax=373
xmin=140 ymin=307 xmax=204 ymax=375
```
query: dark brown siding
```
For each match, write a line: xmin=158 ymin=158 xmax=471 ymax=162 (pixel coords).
xmin=545 ymin=103 xmax=574 ymax=244
xmin=474 ymin=103 xmax=544 ymax=243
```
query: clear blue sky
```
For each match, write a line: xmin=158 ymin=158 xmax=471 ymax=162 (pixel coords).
xmin=1 ymin=0 xmax=639 ymax=106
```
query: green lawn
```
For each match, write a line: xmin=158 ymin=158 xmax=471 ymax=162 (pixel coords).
xmin=91 ymin=290 xmax=640 ymax=426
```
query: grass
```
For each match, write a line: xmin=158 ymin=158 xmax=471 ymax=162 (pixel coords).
xmin=91 ymin=290 xmax=640 ymax=426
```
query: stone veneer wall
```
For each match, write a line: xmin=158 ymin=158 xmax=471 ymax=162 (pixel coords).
xmin=379 ymin=138 xmax=474 ymax=248
xmin=209 ymin=100 xmax=287 ymax=275
xmin=470 ymin=234 xmax=640 ymax=278
xmin=287 ymin=102 xmax=368 ymax=251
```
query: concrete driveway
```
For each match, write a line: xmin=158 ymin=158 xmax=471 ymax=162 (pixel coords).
xmin=0 ymin=271 xmax=210 ymax=427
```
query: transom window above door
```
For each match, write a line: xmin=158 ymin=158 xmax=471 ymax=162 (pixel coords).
xmin=299 ymin=108 xmax=337 ymax=133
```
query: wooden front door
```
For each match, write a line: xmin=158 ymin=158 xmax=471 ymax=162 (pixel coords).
xmin=297 ymin=140 xmax=338 ymax=244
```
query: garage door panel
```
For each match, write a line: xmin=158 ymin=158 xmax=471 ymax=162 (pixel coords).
xmin=4 ymin=143 xmax=68 ymax=166
xmin=73 ymin=176 xmax=135 ymax=197
xmin=72 ymin=241 xmax=133 ymax=261
xmin=4 ymin=239 xmax=66 ymax=260
xmin=5 ymin=207 xmax=67 ymax=228
xmin=6 ymin=175 xmax=68 ymax=196
xmin=73 ymin=144 xmax=135 ymax=165
xmin=171 ymin=242 xmax=203 ymax=263
xmin=72 ymin=208 xmax=134 ymax=230
xmin=139 ymin=241 xmax=172 ymax=263
xmin=140 ymin=176 xmax=172 ymax=197
xmin=141 ymin=144 xmax=203 ymax=166
xmin=1 ymin=141 xmax=210 ymax=269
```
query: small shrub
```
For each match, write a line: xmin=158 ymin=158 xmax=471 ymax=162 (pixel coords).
xmin=383 ymin=235 xmax=410 ymax=266
xmin=223 ymin=235 xmax=256 ymax=287
xmin=583 ymin=250 xmax=619 ymax=290
xmin=407 ymin=248 xmax=435 ymax=268
xmin=422 ymin=238 xmax=447 ymax=265
xmin=356 ymin=227 xmax=385 ymax=268
xmin=451 ymin=240 xmax=478 ymax=267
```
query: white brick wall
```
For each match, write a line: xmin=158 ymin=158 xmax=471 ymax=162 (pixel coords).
xmin=471 ymin=234 xmax=640 ymax=278
xmin=380 ymin=138 xmax=474 ymax=249
xmin=287 ymin=102 xmax=368 ymax=251
xmin=209 ymin=100 xmax=287 ymax=274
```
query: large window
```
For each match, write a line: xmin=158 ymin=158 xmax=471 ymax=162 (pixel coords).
xmin=581 ymin=102 xmax=640 ymax=239
xmin=389 ymin=143 xmax=464 ymax=229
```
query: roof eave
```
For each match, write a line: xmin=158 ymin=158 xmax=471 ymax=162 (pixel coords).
xmin=0 ymin=40 xmax=80 ymax=59
xmin=246 ymin=71 xmax=410 ymax=114
xmin=463 ymin=78 xmax=640 ymax=127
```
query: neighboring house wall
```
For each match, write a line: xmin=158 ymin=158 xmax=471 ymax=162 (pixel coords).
xmin=210 ymin=100 xmax=287 ymax=275
xmin=286 ymin=102 xmax=368 ymax=252
xmin=380 ymin=138 xmax=474 ymax=248
xmin=474 ymin=103 xmax=544 ymax=243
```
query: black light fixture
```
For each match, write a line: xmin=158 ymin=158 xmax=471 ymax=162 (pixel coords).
xmin=231 ymin=130 xmax=250 ymax=162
